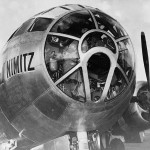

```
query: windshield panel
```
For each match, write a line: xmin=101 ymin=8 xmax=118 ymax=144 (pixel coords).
xmin=117 ymin=38 xmax=134 ymax=80
xmin=45 ymin=34 xmax=79 ymax=82
xmin=57 ymin=68 xmax=86 ymax=102
xmin=51 ymin=10 xmax=95 ymax=37
xmin=81 ymin=31 xmax=116 ymax=53
xmin=29 ymin=18 xmax=53 ymax=32
xmin=91 ymin=10 xmax=127 ymax=39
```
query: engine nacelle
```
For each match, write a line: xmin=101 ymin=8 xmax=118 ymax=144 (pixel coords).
xmin=123 ymin=81 xmax=150 ymax=131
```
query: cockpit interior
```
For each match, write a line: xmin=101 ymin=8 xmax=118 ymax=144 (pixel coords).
xmin=43 ymin=8 xmax=135 ymax=103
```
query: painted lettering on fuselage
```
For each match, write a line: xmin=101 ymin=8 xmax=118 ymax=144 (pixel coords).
xmin=6 ymin=52 xmax=35 ymax=78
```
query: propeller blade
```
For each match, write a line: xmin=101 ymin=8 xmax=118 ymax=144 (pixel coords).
xmin=141 ymin=32 xmax=150 ymax=90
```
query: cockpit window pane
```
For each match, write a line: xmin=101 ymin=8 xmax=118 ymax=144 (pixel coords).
xmin=13 ymin=19 xmax=34 ymax=38
xmin=91 ymin=10 xmax=127 ymax=39
xmin=51 ymin=10 xmax=95 ymax=37
xmin=117 ymin=38 xmax=134 ymax=80
xmin=29 ymin=18 xmax=53 ymax=32
xmin=57 ymin=68 xmax=86 ymax=102
xmin=81 ymin=31 xmax=116 ymax=53
xmin=106 ymin=68 xmax=127 ymax=100
xmin=88 ymin=53 xmax=110 ymax=102
xmin=45 ymin=35 xmax=79 ymax=82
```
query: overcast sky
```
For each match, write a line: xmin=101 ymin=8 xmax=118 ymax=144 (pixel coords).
xmin=0 ymin=0 xmax=150 ymax=81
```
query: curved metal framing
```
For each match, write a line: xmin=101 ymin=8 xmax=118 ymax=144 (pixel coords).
xmin=42 ymin=7 xmax=135 ymax=103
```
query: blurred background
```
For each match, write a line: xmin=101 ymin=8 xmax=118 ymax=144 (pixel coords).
xmin=0 ymin=0 xmax=149 ymax=81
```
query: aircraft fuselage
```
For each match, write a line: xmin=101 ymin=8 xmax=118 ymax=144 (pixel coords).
xmin=0 ymin=31 xmax=135 ymax=144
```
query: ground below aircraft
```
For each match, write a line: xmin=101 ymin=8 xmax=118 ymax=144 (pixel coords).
xmin=0 ymin=4 xmax=150 ymax=150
